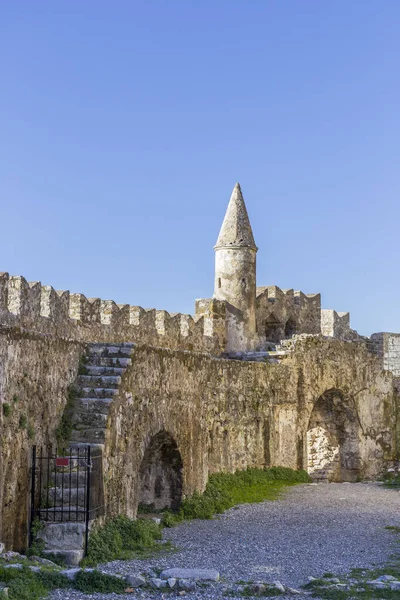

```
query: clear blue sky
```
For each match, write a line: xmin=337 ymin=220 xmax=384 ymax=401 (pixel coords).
xmin=1 ymin=1 xmax=399 ymax=336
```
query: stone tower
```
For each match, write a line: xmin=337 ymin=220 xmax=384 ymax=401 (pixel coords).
xmin=214 ymin=183 xmax=258 ymax=351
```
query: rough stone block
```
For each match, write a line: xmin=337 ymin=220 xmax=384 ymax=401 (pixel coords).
xmin=150 ymin=578 xmax=167 ymax=589
xmin=125 ymin=574 xmax=146 ymax=587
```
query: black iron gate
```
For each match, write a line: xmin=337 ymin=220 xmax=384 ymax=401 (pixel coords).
xmin=30 ymin=445 xmax=104 ymax=555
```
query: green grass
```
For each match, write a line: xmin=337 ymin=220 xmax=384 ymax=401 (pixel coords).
xmin=81 ymin=514 xmax=165 ymax=566
xmin=162 ymin=466 xmax=311 ymax=526
xmin=74 ymin=570 xmax=127 ymax=593
xmin=382 ymin=472 xmax=400 ymax=489
xmin=0 ymin=565 xmax=130 ymax=599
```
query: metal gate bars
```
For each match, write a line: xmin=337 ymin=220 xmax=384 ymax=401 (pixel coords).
xmin=30 ymin=445 xmax=104 ymax=553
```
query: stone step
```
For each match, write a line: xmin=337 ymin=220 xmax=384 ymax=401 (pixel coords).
xmin=69 ymin=442 xmax=104 ymax=451
xmin=87 ymin=345 xmax=133 ymax=358
xmin=39 ymin=522 xmax=86 ymax=547
xmin=70 ymin=428 xmax=105 ymax=443
xmin=37 ymin=508 xmax=86 ymax=523
xmin=50 ymin=470 xmax=87 ymax=487
xmin=74 ymin=398 xmax=113 ymax=415
xmin=85 ymin=365 xmax=125 ymax=376
xmin=71 ymin=411 xmax=108 ymax=429
xmin=79 ymin=388 xmax=118 ymax=398
xmin=48 ymin=486 xmax=86 ymax=506
xmin=86 ymin=357 xmax=132 ymax=368
xmin=38 ymin=523 xmax=85 ymax=565
xmin=44 ymin=549 xmax=84 ymax=566
xmin=77 ymin=375 xmax=121 ymax=388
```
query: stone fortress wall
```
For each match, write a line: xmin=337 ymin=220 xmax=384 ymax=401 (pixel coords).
xmin=1 ymin=182 xmax=399 ymax=554
xmin=0 ymin=272 xmax=227 ymax=354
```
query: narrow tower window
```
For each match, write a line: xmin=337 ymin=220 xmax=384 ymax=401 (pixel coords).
xmin=218 ymin=278 xmax=221 ymax=288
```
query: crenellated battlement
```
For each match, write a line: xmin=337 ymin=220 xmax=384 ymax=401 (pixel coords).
xmin=0 ymin=273 xmax=226 ymax=353
xmin=321 ymin=309 xmax=361 ymax=342
xmin=255 ymin=285 xmax=321 ymax=346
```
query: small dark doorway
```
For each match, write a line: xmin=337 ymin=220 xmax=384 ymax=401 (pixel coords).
xmin=138 ymin=431 xmax=183 ymax=510
xmin=264 ymin=313 xmax=284 ymax=344
xmin=284 ymin=317 xmax=297 ymax=338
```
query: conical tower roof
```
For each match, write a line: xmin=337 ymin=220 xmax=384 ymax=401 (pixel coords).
xmin=215 ymin=183 xmax=257 ymax=250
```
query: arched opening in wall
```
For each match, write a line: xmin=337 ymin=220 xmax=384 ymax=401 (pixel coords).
xmin=138 ymin=430 xmax=183 ymax=511
xmin=306 ymin=390 xmax=361 ymax=482
xmin=264 ymin=313 xmax=284 ymax=344
xmin=284 ymin=317 xmax=297 ymax=338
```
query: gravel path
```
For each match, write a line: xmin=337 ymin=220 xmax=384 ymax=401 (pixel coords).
xmin=49 ymin=482 xmax=400 ymax=599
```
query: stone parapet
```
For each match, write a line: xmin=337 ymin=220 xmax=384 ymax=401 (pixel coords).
xmin=0 ymin=273 xmax=226 ymax=353
xmin=256 ymin=285 xmax=321 ymax=345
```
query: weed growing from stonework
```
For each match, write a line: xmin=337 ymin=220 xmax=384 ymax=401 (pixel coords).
xmin=56 ymin=385 xmax=79 ymax=448
xmin=19 ymin=414 xmax=27 ymax=429
xmin=162 ymin=466 xmax=311 ymax=526
xmin=81 ymin=515 xmax=165 ymax=566
xmin=2 ymin=403 xmax=10 ymax=417
xmin=78 ymin=355 xmax=89 ymax=375
xmin=27 ymin=423 xmax=35 ymax=439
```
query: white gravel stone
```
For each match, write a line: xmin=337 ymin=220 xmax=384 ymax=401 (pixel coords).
xmin=46 ymin=483 xmax=400 ymax=600
xmin=273 ymin=580 xmax=285 ymax=592
xmin=390 ymin=582 xmax=400 ymax=590
xmin=160 ymin=568 xmax=219 ymax=581
xmin=29 ymin=566 xmax=42 ymax=573
xmin=377 ymin=574 xmax=396 ymax=581
xmin=125 ymin=574 xmax=146 ymax=587
xmin=179 ymin=579 xmax=197 ymax=591
xmin=150 ymin=578 xmax=167 ymax=589
xmin=167 ymin=577 xmax=177 ymax=588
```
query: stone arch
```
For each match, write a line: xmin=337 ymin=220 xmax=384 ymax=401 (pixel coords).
xmin=138 ymin=430 xmax=183 ymax=511
xmin=306 ymin=389 xmax=362 ymax=482
xmin=284 ymin=317 xmax=297 ymax=338
xmin=264 ymin=313 xmax=284 ymax=343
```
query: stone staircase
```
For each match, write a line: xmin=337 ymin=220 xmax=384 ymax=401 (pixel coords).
xmin=37 ymin=342 xmax=135 ymax=565
xmin=70 ymin=342 xmax=135 ymax=443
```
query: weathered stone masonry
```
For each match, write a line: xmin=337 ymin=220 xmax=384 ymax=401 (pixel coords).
xmin=0 ymin=182 xmax=399 ymax=553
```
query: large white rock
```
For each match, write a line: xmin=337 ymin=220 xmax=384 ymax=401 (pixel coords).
xmin=150 ymin=578 xmax=167 ymax=589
